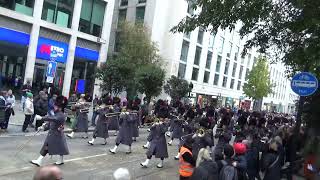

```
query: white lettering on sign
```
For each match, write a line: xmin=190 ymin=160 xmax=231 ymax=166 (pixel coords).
xmin=292 ymin=80 xmax=317 ymax=88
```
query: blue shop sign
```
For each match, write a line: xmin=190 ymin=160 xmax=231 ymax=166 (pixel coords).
xmin=0 ymin=27 xmax=29 ymax=45
xmin=36 ymin=37 xmax=69 ymax=63
xmin=75 ymin=47 xmax=99 ymax=61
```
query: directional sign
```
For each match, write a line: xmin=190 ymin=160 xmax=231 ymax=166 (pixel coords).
xmin=46 ymin=61 xmax=57 ymax=78
xmin=291 ymin=72 xmax=318 ymax=96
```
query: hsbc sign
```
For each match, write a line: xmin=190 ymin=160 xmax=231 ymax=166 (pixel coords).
xmin=36 ymin=37 xmax=68 ymax=63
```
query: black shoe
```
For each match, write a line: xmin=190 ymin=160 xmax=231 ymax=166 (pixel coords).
xmin=54 ymin=162 xmax=64 ymax=166
xmin=87 ymin=141 xmax=94 ymax=146
xmin=174 ymin=157 xmax=179 ymax=160
xmin=22 ymin=129 xmax=29 ymax=133
xmin=126 ymin=151 xmax=132 ymax=154
xmin=101 ymin=142 xmax=107 ymax=145
xmin=30 ymin=160 xmax=40 ymax=167
xmin=29 ymin=124 xmax=35 ymax=128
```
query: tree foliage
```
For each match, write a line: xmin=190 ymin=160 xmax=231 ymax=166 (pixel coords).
xmin=243 ymin=57 xmax=273 ymax=103
xmin=96 ymin=22 xmax=163 ymax=99
xmin=172 ymin=0 xmax=320 ymax=76
xmin=135 ymin=64 xmax=165 ymax=103
xmin=164 ymin=76 xmax=192 ymax=101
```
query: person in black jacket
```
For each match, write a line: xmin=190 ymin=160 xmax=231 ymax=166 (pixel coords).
xmin=33 ymin=91 xmax=48 ymax=130
xmin=191 ymin=148 xmax=219 ymax=180
xmin=261 ymin=139 xmax=281 ymax=180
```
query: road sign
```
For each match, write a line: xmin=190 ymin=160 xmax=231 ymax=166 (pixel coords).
xmin=46 ymin=61 xmax=57 ymax=78
xmin=291 ymin=72 xmax=318 ymax=96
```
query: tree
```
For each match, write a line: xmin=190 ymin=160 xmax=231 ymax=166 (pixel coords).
xmin=164 ymin=76 xmax=192 ymax=102
xmin=243 ymin=57 xmax=273 ymax=111
xmin=96 ymin=22 xmax=163 ymax=99
xmin=135 ymin=65 xmax=165 ymax=103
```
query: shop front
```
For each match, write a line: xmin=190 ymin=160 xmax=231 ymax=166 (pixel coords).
xmin=0 ymin=27 xmax=99 ymax=96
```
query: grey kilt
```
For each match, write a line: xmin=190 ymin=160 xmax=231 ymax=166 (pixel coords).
xmin=171 ymin=119 xmax=183 ymax=139
xmin=146 ymin=123 xmax=168 ymax=158
xmin=115 ymin=113 xmax=134 ymax=146
xmin=93 ymin=108 xmax=109 ymax=139
xmin=108 ymin=106 xmax=120 ymax=130
xmin=40 ymin=112 xmax=69 ymax=155
xmin=131 ymin=114 xmax=139 ymax=138
xmin=75 ymin=112 xmax=88 ymax=132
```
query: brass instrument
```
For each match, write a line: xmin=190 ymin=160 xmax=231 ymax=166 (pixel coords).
xmin=76 ymin=102 xmax=91 ymax=113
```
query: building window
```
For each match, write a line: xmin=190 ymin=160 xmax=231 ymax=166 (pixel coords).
xmin=245 ymin=68 xmax=249 ymax=80
xmin=191 ymin=67 xmax=199 ymax=81
xmin=194 ymin=46 xmax=202 ymax=65
xmin=224 ymin=60 xmax=230 ymax=75
xmin=232 ymin=63 xmax=237 ymax=77
xmin=118 ymin=9 xmax=127 ymax=26
xmin=136 ymin=6 xmax=145 ymax=22
xmin=138 ymin=0 xmax=146 ymax=3
xmin=187 ymin=1 xmax=195 ymax=15
xmin=222 ymin=76 xmax=228 ymax=87
xmin=178 ymin=63 xmax=187 ymax=79
xmin=215 ymin=55 xmax=222 ymax=73
xmin=203 ymin=71 xmax=210 ymax=83
xmin=197 ymin=28 xmax=204 ymax=45
xmin=253 ymin=56 xmax=258 ymax=65
xmin=79 ymin=0 xmax=106 ymax=37
xmin=234 ymin=46 xmax=239 ymax=61
xmin=226 ymin=42 xmax=232 ymax=58
xmin=184 ymin=31 xmax=191 ymax=39
xmin=180 ymin=40 xmax=189 ymax=62
xmin=114 ymin=31 xmax=122 ymax=52
xmin=239 ymin=65 xmax=244 ymax=79
xmin=42 ymin=0 xmax=74 ymax=28
xmin=218 ymin=36 xmax=224 ymax=54
xmin=248 ymin=53 xmax=252 ymax=64
xmin=241 ymin=54 xmax=245 ymax=64
xmin=120 ymin=0 xmax=128 ymax=6
xmin=0 ymin=0 xmax=34 ymax=16
xmin=230 ymin=79 xmax=235 ymax=89
xmin=208 ymin=35 xmax=215 ymax=49
xmin=213 ymin=74 xmax=219 ymax=85
xmin=247 ymin=55 xmax=251 ymax=66
xmin=205 ymin=51 xmax=212 ymax=69
xmin=237 ymin=81 xmax=241 ymax=90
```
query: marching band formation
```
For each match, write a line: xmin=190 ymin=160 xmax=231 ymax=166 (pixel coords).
xmin=28 ymin=94 xmax=308 ymax=180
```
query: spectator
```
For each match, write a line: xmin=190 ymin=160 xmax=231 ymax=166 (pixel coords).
xmin=48 ymin=94 xmax=57 ymax=116
xmin=21 ymin=80 xmax=32 ymax=112
xmin=191 ymin=148 xmax=219 ymax=180
xmin=217 ymin=144 xmax=238 ymax=180
xmin=3 ymin=89 xmax=15 ymax=130
xmin=0 ymin=91 xmax=7 ymax=129
xmin=33 ymin=91 xmax=48 ymax=130
xmin=233 ymin=142 xmax=248 ymax=180
xmin=22 ymin=92 xmax=34 ymax=132
xmin=33 ymin=165 xmax=63 ymax=180
xmin=261 ymin=139 xmax=281 ymax=180
xmin=179 ymin=136 xmax=195 ymax=180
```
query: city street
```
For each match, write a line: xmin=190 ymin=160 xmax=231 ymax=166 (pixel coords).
xmin=0 ymin=128 xmax=180 ymax=180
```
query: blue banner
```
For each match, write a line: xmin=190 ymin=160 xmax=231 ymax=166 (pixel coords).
xmin=0 ymin=27 xmax=29 ymax=45
xmin=36 ymin=37 xmax=69 ymax=63
xmin=76 ymin=79 xmax=86 ymax=94
xmin=75 ymin=47 xmax=99 ymax=62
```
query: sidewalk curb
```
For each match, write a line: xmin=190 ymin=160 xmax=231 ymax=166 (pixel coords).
xmin=1 ymin=127 xmax=95 ymax=137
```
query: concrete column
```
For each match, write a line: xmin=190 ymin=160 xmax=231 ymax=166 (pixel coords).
xmin=62 ymin=0 xmax=82 ymax=97
xmin=93 ymin=0 xmax=115 ymax=97
xmin=23 ymin=0 xmax=44 ymax=84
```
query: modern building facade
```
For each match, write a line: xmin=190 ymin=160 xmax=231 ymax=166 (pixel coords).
xmin=0 ymin=0 xmax=114 ymax=97
xmin=262 ymin=61 xmax=298 ymax=113
xmin=110 ymin=0 xmax=259 ymax=108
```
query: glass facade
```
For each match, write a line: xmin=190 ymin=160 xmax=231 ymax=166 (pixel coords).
xmin=79 ymin=0 xmax=106 ymax=37
xmin=224 ymin=60 xmax=230 ymax=75
xmin=222 ymin=76 xmax=228 ymax=87
xmin=71 ymin=59 xmax=97 ymax=95
xmin=203 ymin=71 xmax=210 ymax=83
xmin=237 ymin=81 xmax=242 ymax=90
xmin=178 ymin=63 xmax=186 ymax=79
xmin=180 ymin=40 xmax=189 ymax=62
xmin=42 ymin=0 xmax=74 ymax=28
xmin=191 ymin=67 xmax=199 ymax=81
xmin=194 ymin=46 xmax=201 ymax=65
xmin=215 ymin=55 xmax=222 ymax=73
xmin=136 ymin=6 xmax=145 ymax=22
xmin=213 ymin=74 xmax=219 ymax=85
xmin=197 ymin=28 xmax=204 ymax=44
xmin=239 ymin=65 xmax=244 ymax=79
xmin=227 ymin=42 xmax=232 ymax=58
xmin=120 ymin=0 xmax=128 ymax=6
xmin=118 ymin=9 xmax=127 ymax=26
xmin=218 ymin=36 xmax=224 ymax=54
xmin=234 ymin=46 xmax=239 ymax=61
xmin=232 ymin=63 xmax=237 ymax=77
xmin=205 ymin=51 xmax=212 ymax=69
xmin=0 ymin=0 xmax=34 ymax=16
xmin=230 ymin=79 xmax=235 ymax=89
xmin=138 ymin=0 xmax=146 ymax=3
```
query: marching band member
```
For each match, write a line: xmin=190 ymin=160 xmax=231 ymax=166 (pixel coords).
xmin=168 ymin=114 xmax=184 ymax=146
xmin=141 ymin=118 xmax=168 ymax=168
xmin=67 ymin=94 xmax=90 ymax=139
xmin=31 ymin=96 xmax=69 ymax=166
xmin=109 ymin=97 xmax=120 ymax=136
xmin=131 ymin=100 xmax=140 ymax=141
xmin=109 ymin=105 xmax=135 ymax=154
xmin=88 ymin=98 xmax=110 ymax=146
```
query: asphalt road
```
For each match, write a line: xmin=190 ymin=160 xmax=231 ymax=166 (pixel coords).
xmin=0 ymin=128 xmax=180 ymax=180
